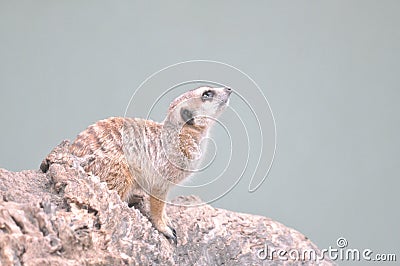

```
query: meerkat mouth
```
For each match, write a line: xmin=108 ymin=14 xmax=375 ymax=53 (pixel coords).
xmin=219 ymin=98 xmax=230 ymax=107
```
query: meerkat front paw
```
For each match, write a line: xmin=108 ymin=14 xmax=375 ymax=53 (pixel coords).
xmin=148 ymin=195 xmax=178 ymax=244
xmin=154 ymin=221 xmax=177 ymax=245
xmin=167 ymin=226 xmax=177 ymax=245
xmin=162 ymin=212 xmax=177 ymax=243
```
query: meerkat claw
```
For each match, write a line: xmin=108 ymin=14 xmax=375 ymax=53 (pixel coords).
xmin=172 ymin=227 xmax=177 ymax=239
xmin=165 ymin=226 xmax=177 ymax=245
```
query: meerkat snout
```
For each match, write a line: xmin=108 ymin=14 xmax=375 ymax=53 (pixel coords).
xmin=70 ymin=86 xmax=232 ymax=244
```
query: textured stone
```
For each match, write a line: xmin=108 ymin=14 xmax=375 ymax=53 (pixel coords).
xmin=0 ymin=141 xmax=334 ymax=265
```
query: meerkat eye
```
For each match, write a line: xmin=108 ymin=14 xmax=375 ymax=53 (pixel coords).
xmin=201 ymin=90 xmax=214 ymax=101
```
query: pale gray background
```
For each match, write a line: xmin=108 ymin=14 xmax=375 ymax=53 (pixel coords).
xmin=0 ymin=1 xmax=399 ymax=264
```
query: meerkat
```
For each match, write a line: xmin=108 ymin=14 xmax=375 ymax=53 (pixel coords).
xmin=70 ymin=86 xmax=232 ymax=243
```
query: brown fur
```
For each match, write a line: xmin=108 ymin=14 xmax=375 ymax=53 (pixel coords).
xmin=69 ymin=87 xmax=232 ymax=243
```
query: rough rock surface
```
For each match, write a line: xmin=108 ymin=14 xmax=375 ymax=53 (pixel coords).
xmin=0 ymin=141 xmax=334 ymax=265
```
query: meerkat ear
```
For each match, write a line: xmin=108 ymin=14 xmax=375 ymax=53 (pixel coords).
xmin=180 ymin=108 xmax=195 ymax=125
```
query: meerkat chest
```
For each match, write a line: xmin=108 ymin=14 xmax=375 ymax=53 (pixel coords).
xmin=122 ymin=119 xmax=208 ymax=186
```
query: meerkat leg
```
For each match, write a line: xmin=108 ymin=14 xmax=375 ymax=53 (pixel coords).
xmin=163 ymin=209 xmax=173 ymax=229
xmin=149 ymin=194 xmax=177 ymax=244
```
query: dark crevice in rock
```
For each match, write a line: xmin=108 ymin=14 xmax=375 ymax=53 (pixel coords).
xmin=40 ymin=159 xmax=50 ymax=173
xmin=10 ymin=215 xmax=26 ymax=234
xmin=0 ymin=224 xmax=10 ymax=234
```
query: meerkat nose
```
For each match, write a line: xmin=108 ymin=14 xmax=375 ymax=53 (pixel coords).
xmin=225 ymin=87 xmax=232 ymax=94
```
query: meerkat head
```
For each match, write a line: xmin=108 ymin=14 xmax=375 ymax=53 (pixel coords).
xmin=164 ymin=86 xmax=232 ymax=130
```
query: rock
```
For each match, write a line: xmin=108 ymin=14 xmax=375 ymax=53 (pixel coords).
xmin=0 ymin=141 xmax=334 ymax=265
